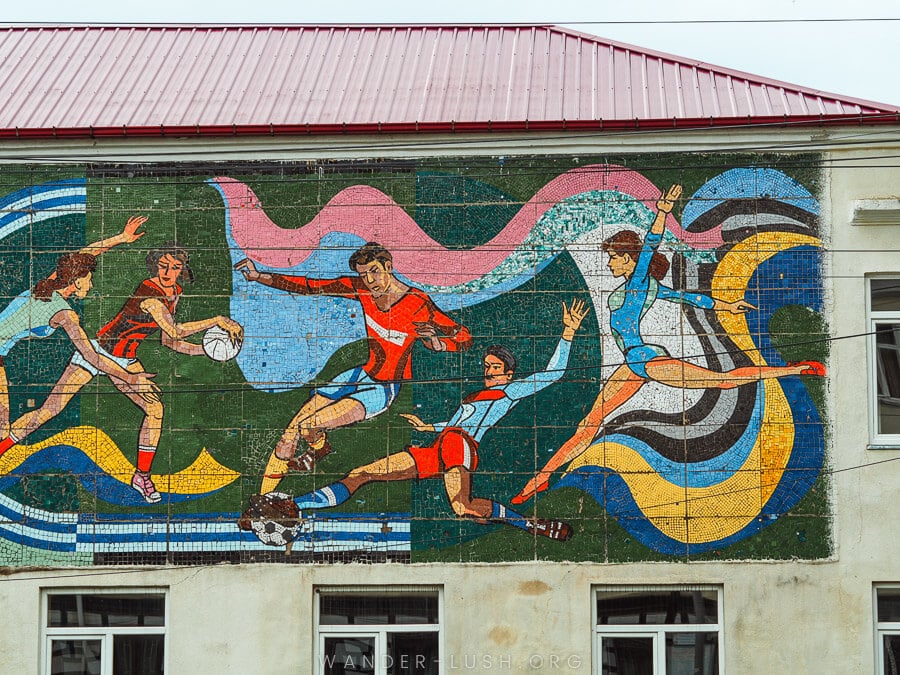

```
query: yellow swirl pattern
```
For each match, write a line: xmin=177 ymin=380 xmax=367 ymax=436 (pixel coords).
xmin=0 ymin=425 xmax=238 ymax=494
xmin=567 ymin=233 xmax=820 ymax=544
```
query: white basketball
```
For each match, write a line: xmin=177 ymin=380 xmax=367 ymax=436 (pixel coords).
xmin=202 ymin=324 xmax=242 ymax=362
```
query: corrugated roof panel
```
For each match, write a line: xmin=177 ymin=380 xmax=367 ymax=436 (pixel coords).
xmin=0 ymin=24 xmax=894 ymax=138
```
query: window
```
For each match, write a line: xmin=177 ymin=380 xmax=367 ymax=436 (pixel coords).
xmin=594 ymin=587 xmax=722 ymax=675
xmin=316 ymin=587 xmax=441 ymax=675
xmin=869 ymin=278 xmax=900 ymax=444
xmin=877 ymin=586 xmax=900 ymax=675
xmin=42 ymin=590 xmax=166 ymax=675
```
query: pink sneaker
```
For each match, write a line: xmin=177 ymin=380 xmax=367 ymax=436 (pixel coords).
xmin=131 ymin=471 xmax=162 ymax=504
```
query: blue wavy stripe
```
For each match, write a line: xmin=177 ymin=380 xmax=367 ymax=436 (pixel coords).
xmin=600 ymin=384 xmax=765 ymax=488
xmin=0 ymin=524 xmax=76 ymax=552
xmin=0 ymin=178 xmax=85 ymax=211
xmin=681 ymin=168 xmax=819 ymax=228
xmin=0 ymin=444 xmax=223 ymax=506
xmin=563 ymin=244 xmax=825 ymax=553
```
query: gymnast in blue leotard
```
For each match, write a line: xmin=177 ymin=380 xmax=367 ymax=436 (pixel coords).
xmin=513 ymin=184 xmax=826 ymax=503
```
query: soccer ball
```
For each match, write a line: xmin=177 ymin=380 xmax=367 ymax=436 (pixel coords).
xmin=241 ymin=492 xmax=307 ymax=547
xmin=203 ymin=324 xmax=242 ymax=362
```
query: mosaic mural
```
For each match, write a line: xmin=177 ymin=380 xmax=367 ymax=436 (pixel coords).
xmin=0 ymin=156 xmax=830 ymax=565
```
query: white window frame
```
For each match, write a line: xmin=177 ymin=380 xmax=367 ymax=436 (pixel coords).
xmin=41 ymin=587 xmax=168 ymax=675
xmin=593 ymin=585 xmax=724 ymax=675
xmin=867 ymin=276 xmax=900 ymax=447
xmin=876 ymin=585 xmax=900 ymax=675
xmin=315 ymin=586 xmax=443 ymax=675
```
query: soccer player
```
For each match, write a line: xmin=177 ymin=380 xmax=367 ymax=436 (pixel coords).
xmin=242 ymin=299 xmax=588 ymax=542
xmin=0 ymin=242 xmax=243 ymax=503
xmin=235 ymin=242 xmax=473 ymax=496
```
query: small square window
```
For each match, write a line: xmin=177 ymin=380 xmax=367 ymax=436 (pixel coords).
xmin=42 ymin=590 xmax=166 ymax=675
xmin=316 ymin=588 xmax=441 ymax=675
xmin=868 ymin=279 xmax=900 ymax=444
xmin=876 ymin=586 xmax=900 ymax=674
xmin=594 ymin=587 xmax=722 ymax=675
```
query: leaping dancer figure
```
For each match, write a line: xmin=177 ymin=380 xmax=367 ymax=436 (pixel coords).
xmin=512 ymin=185 xmax=825 ymax=504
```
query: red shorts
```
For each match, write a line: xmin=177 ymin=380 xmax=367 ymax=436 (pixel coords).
xmin=408 ymin=428 xmax=479 ymax=480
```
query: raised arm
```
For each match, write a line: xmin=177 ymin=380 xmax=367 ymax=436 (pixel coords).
xmin=650 ymin=184 xmax=682 ymax=236
xmin=78 ymin=215 xmax=148 ymax=257
xmin=140 ymin=298 xmax=243 ymax=356
xmin=505 ymin=299 xmax=589 ymax=400
xmin=234 ymin=258 xmax=355 ymax=297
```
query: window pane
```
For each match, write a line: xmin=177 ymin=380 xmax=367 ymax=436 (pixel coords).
xmin=876 ymin=324 xmax=900 ymax=434
xmin=320 ymin=595 xmax=439 ymax=625
xmin=50 ymin=639 xmax=102 ymax=675
xmin=601 ymin=636 xmax=654 ymax=675
xmin=48 ymin=595 xmax=165 ymax=627
xmin=113 ymin=634 xmax=164 ymax=675
xmin=884 ymin=634 xmax=900 ymax=675
xmin=323 ymin=636 xmax=376 ymax=674
xmin=666 ymin=631 xmax=719 ymax=675
xmin=879 ymin=589 xmax=900 ymax=622
xmin=871 ymin=280 xmax=900 ymax=311
xmin=597 ymin=591 xmax=718 ymax=625
xmin=387 ymin=632 xmax=439 ymax=675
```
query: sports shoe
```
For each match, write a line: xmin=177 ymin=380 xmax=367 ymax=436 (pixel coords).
xmin=789 ymin=360 xmax=827 ymax=376
xmin=528 ymin=518 xmax=573 ymax=542
xmin=287 ymin=438 xmax=333 ymax=473
xmin=131 ymin=471 xmax=162 ymax=504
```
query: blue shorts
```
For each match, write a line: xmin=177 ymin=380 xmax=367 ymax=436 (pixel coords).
xmin=314 ymin=367 xmax=401 ymax=420
xmin=624 ymin=344 xmax=669 ymax=379
xmin=70 ymin=339 xmax=138 ymax=376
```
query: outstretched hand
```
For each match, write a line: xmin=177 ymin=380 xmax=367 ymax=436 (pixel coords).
xmin=562 ymin=298 xmax=590 ymax=340
xmin=120 ymin=215 xmax=148 ymax=243
xmin=719 ymin=299 xmax=757 ymax=314
xmin=656 ymin=184 xmax=683 ymax=214
xmin=400 ymin=413 xmax=435 ymax=433
xmin=234 ymin=258 xmax=261 ymax=282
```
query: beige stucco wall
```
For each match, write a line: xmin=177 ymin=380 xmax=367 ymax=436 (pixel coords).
xmin=1 ymin=126 xmax=899 ymax=674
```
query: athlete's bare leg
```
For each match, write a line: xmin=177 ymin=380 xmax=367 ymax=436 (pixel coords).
xmin=273 ymin=394 xmax=366 ymax=461
xmin=342 ymin=451 xmax=418 ymax=493
xmin=512 ymin=364 xmax=645 ymax=503
xmin=643 ymin=357 xmax=812 ymax=389
xmin=513 ymin=355 xmax=825 ymax=504
xmin=9 ymin=364 xmax=94 ymax=441
xmin=444 ymin=466 xmax=493 ymax=520
xmin=260 ymin=395 xmax=368 ymax=494
xmin=108 ymin=362 xmax=164 ymax=450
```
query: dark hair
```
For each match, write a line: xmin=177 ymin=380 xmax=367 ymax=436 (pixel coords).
xmin=33 ymin=253 xmax=97 ymax=301
xmin=484 ymin=345 xmax=517 ymax=373
xmin=601 ymin=230 xmax=670 ymax=281
xmin=146 ymin=242 xmax=194 ymax=284
xmin=349 ymin=242 xmax=392 ymax=270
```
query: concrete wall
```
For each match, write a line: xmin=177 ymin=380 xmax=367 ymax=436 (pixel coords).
xmin=0 ymin=126 xmax=898 ymax=673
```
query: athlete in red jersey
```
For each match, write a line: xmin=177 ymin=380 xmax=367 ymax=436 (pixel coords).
xmin=7 ymin=243 xmax=242 ymax=504
xmin=241 ymin=300 xmax=589 ymax=544
xmin=235 ymin=242 xmax=472 ymax=496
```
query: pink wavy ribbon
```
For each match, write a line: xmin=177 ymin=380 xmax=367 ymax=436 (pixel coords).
xmin=214 ymin=165 xmax=723 ymax=287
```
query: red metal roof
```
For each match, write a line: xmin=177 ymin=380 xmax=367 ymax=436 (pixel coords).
xmin=0 ymin=24 xmax=896 ymax=139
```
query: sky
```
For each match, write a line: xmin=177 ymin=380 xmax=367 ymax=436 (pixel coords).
xmin=2 ymin=0 xmax=897 ymax=106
